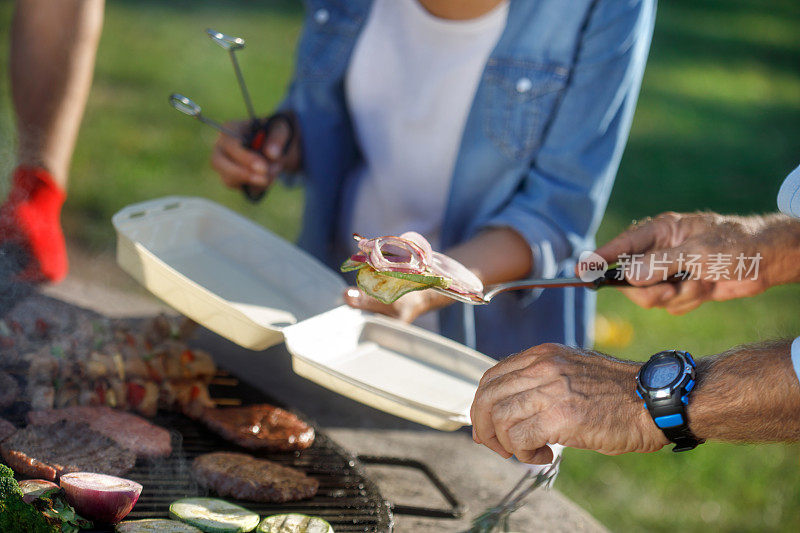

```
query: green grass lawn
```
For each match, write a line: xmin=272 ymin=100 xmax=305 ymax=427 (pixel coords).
xmin=2 ymin=0 xmax=800 ymax=531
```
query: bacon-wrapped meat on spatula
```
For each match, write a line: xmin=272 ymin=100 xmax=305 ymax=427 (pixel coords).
xmin=341 ymin=232 xmax=484 ymax=304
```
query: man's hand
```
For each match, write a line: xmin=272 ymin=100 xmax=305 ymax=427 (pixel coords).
xmin=210 ymin=113 xmax=302 ymax=196
xmin=594 ymin=212 xmax=800 ymax=314
xmin=470 ymin=343 xmax=668 ymax=464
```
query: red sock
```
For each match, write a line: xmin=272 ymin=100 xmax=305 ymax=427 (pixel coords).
xmin=0 ymin=166 xmax=68 ymax=283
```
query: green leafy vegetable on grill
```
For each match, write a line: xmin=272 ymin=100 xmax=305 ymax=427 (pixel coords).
xmin=0 ymin=468 xmax=92 ymax=533
xmin=0 ymin=464 xmax=14 ymax=479
xmin=30 ymin=488 xmax=94 ymax=533
xmin=0 ymin=475 xmax=56 ymax=533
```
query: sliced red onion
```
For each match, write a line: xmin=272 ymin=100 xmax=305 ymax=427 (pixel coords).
xmin=365 ymin=236 xmax=428 ymax=274
xmin=400 ymin=232 xmax=433 ymax=264
xmin=60 ymin=472 xmax=142 ymax=525
xmin=18 ymin=479 xmax=59 ymax=504
xmin=430 ymin=252 xmax=483 ymax=294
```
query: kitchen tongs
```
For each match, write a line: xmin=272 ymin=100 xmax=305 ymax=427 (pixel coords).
xmin=436 ymin=267 xmax=683 ymax=305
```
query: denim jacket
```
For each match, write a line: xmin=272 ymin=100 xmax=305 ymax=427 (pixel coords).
xmin=282 ymin=0 xmax=656 ymax=358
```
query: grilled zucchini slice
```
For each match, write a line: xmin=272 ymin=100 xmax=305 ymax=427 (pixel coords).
xmin=116 ymin=519 xmax=204 ymax=532
xmin=256 ymin=514 xmax=333 ymax=533
xmin=169 ymin=498 xmax=259 ymax=533
xmin=356 ymin=267 xmax=431 ymax=304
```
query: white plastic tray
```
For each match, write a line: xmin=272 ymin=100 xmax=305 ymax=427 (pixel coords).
xmin=113 ymin=196 xmax=345 ymax=350
xmin=284 ymin=306 xmax=492 ymax=430
xmin=113 ymin=197 xmax=495 ymax=430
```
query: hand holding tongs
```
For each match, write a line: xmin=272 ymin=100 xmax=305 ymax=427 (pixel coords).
xmin=466 ymin=456 xmax=562 ymax=532
xmin=437 ymin=267 xmax=685 ymax=305
xmin=169 ymin=29 xmax=295 ymax=203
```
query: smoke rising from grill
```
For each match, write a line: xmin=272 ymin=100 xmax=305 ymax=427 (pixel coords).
xmin=0 ymin=245 xmax=35 ymax=316
xmin=136 ymin=428 xmax=201 ymax=503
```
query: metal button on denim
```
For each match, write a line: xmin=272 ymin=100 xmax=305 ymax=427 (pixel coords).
xmin=314 ymin=8 xmax=330 ymax=24
xmin=516 ymin=77 xmax=533 ymax=93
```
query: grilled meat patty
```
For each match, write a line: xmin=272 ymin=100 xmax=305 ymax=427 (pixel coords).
xmin=0 ymin=417 xmax=16 ymax=441
xmin=192 ymin=452 xmax=319 ymax=503
xmin=28 ymin=406 xmax=172 ymax=459
xmin=0 ymin=421 xmax=136 ymax=481
xmin=201 ymin=404 xmax=314 ymax=451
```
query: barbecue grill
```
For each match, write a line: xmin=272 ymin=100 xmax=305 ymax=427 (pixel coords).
xmin=122 ymin=416 xmax=393 ymax=532
xmin=50 ymin=374 xmax=461 ymax=533
xmin=0 ymin=294 xmax=465 ymax=532
xmin=16 ymin=374 xmax=386 ymax=533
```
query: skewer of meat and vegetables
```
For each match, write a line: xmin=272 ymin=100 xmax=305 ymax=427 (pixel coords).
xmin=1 ymin=312 xmax=216 ymax=418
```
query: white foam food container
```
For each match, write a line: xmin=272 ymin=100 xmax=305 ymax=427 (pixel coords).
xmin=112 ymin=197 xmax=494 ymax=430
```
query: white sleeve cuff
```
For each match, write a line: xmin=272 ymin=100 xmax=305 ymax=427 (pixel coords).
xmin=791 ymin=337 xmax=800 ymax=384
xmin=483 ymin=209 xmax=570 ymax=280
xmin=777 ymin=164 xmax=800 ymax=218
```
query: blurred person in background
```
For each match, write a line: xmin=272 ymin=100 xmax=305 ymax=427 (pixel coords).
xmin=471 ymin=164 xmax=800 ymax=464
xmin=210 ymin=0 xmax=656 ymax=359
xmin=0 ymin=0 xmax=104 ymax=284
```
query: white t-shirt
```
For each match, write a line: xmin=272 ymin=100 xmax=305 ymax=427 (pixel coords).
xmin=345 ymin=0 xmax=508 ymax=330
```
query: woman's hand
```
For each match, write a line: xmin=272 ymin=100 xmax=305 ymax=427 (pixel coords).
xmin=210 ymin=112 xmax=302 ymax=196
xmin=343 ymin=286 xmax=453 ymax=323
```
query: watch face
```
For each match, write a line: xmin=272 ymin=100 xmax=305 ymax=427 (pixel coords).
xmin=642 ymin=359 xmax=681 ymax=388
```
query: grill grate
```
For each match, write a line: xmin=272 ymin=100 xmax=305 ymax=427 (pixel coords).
xmin=86 ymin=378 xmax=394 ymax=532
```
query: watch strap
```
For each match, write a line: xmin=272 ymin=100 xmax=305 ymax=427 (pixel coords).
xmin=637 ymin=350 xmax=705 ymax=452
xmin=646 ymin=395 xmax=704 ymax=452
xmin=659 ymin=407 xmax=704 ymax=452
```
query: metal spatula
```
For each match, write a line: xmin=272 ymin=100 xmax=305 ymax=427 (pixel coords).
xmin=437 ymin=267 xmax=684 ymax=305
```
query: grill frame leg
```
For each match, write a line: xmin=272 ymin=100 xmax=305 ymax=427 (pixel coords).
xmin=357 ymin=455 xmax=465 ymax=519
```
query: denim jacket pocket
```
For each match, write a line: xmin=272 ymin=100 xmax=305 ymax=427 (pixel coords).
xmin=482 ymin=59 xmax=569 ymax=160
xmin=297 ymin=0 xmax=364 ymax=82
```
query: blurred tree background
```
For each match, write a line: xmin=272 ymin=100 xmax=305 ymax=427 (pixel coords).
xmin=1 ymin=0 xmax=799 ymax=531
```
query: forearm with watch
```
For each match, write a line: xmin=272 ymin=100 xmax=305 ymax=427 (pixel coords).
xmin=639 ymin=340 xmax=800 ymax=450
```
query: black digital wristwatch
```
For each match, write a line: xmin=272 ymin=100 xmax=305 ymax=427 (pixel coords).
xmin=635 ymin=350 xmax=705 ymax=452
